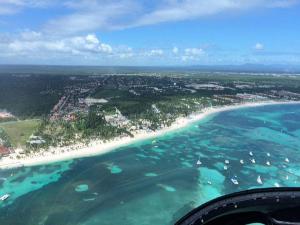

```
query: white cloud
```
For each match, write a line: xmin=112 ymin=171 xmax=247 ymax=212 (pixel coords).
xmin=113 ymin=46 xmax=134 ymax=59
xmin=172 ymin=46 xmax=179 ymax=54
xmin=135 ymin=0 xmax=241 ymax=26
xmin=268 ymin=0 xmax=299 ymax=7
xmin=0 ymin=31 xmax=146 ymax=64
xmin=119 ymin=52 xmax=134 ymax=59
xmin=0 ymin=7 xmax=14 ymax=14
xmin=184 ymin=48 xmax=204 ymax=56
xmin=7 ymin=33 xmax=113 ymax=56
xmin=132 ymin=0 xmax=299 ymax=27
xmin=44 ymin=0 xmax=139 ymax=34
xmin=38 ymin=0 xmax=299 ymax=34
xmin=20 ymin=30 xmax=42 ymax=40
xmin=0 ymin=0 xmax=55 ymax=7
xmin=146 ymin=49 xmax=164 ymax=57
xmin=254 ymin=42 xmax=264 ymax=50
xmin=0 ymin=0 xmax=55 ymax=15
xmin=181 ymin=47 xmax=205 ymax=61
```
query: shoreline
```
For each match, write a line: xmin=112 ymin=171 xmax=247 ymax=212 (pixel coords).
xmin=1 ymin=100 xmax=299 ymax=169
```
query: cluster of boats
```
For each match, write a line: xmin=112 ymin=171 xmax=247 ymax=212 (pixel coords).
xmin=230 ymin=175 xmax=263 ymax=186
xmin=198 ymin=151 xmax=291 ymax=187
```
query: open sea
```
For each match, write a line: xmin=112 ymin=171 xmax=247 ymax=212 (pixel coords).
xmin=0 ymin=103 xmax=300 ymax=225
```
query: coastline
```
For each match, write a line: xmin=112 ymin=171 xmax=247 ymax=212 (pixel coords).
xmin=1 ymin=100 xmax=299 ymax=169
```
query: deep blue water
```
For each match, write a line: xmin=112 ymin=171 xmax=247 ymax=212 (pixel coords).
xmin=0 ymin=103 xmax=300 ymax=225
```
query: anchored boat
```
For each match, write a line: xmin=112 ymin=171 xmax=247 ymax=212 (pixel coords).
xmin=0 ymin=194 xmax=10 ymax=201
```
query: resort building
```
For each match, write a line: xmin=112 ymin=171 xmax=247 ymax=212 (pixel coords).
xmin=0 ymin=146 xmax=11 ymax=157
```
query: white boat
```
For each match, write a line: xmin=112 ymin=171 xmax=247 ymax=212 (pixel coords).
xmin=266 ymin=161 xmax=271 ymax=166
xmin=285 ymin=158 xmax=290 ymax=163
xmin=224 ymin=165 xmax=228 ymax=170
xmin=267 ymin=153 xmax=271 ymax=157
xmin=225 ymin=160 xmax=229 ymax=164
xmin=257 ymin=175 xmax=263 ymax=184
xmin=240 ymin=159 xmax=244 ymax=164
xmin=196 ymin=160 xmax=202 ymax=165
xmin=249 ymin=151 xmax=253 ymax=156
xmin=274 ymin=182 xmax=280 ymax=187
xmin=231 ymin=177 xmax=239 ymax=185
xmin=0 ymin=194 xmax=10 ymax=201
xmin=250 ymin=158 xmax=256 ymax=164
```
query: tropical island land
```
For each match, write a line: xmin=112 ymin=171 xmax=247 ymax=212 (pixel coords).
xmin=1 ymin=66 xmax=300 ymax=169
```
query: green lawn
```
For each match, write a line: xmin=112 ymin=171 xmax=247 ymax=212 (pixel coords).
xmin=0 ymin=119 xmax=40 ymax=148
xmin=92 ymin=88 xmax=130 ymax=99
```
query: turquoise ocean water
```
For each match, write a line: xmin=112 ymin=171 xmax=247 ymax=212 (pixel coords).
xmin=0 ymin=103 xmax=300 ymax=225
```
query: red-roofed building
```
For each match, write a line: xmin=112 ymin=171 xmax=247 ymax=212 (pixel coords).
xmin=0 ymin=146 xmax=10 ymax=157
xmin=0 ymin=112 xmax=14 ymax=119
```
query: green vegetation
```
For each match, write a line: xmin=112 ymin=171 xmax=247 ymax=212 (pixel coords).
xmin=0 ymin=120 xmax=40 ymax=148
xmin=0 ymin=75 xmax=80 ymax=118
xmin=1 ymin=71 xmax=300 ymax=153
xmin=0 ymin=128 xmax=12 ymax=148
xmin=34 ymin=111 xmax=131 ymax=149
xmin=92 ymin=88 xmax=131 ymax=99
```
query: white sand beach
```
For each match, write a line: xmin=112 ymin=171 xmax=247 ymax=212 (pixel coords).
xmin=0 ymin=100 xmax=299 ymax=169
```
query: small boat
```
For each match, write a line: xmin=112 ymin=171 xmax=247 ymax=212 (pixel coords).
xmin=0 ymin=194 xmax=10 ymax=201
xmin=285 ymin=158 xmax=290 ymax=163
xmin=207 ymin=181 xmax=212 ymax=185
xmin=249 ymin=151 xmax=253 ymax=156
xmin=251 ymin=158 xmax=256 ymax=164
xmin=267 ymin=153 xmax=271 ymax=157
xmin=225 ymin=160 xmax=229 ymax=164
xmin=224 ymin=165 xmax=228 ymax=170
xmin=257 ymin=175 xmax=263 ymax=184
xmin=83 ymin=198 xmax=96 ymax=202
xmin=266 ymin=161 xmax=271 ymax=166
xmin=240 ymin=159 xmax=244 ymax=164
xmin=274 ymin=182 xmax=280 ymax=187
xmin=231 ymin=177 xmax=239 ymax=185
xmin=196 ymin=160 xmax=202 ymax=165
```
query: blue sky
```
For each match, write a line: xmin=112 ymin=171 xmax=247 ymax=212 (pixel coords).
xmin=0 ymin=0 xmax=299 ymax=66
